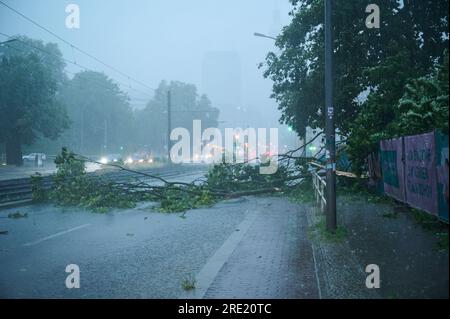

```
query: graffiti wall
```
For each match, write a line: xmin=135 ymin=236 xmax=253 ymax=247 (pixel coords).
xmin=435 ymin=130 xmax=449 ymax=221
xmin=404 ymin=132 xmax=438 ymax=215
xmin=378 ymin=130 xmax=449 ymax=222
xmin=380 ymin=137 xmax=406 ymax=202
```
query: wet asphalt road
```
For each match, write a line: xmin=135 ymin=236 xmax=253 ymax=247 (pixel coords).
xmin=0 ymin=166 xmax=250 ymax=299
xmin=0 ymin=200 xmax=248 ymax=298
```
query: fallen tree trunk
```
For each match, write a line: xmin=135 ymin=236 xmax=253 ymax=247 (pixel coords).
xmin=225 ymin=187 xmax=284 ymax=199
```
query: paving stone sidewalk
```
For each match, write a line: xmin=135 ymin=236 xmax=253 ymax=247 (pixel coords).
xmin=202 ymin=197 xmax=320 ymax=299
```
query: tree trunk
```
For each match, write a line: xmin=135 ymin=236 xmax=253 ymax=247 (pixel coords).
xmin=6 ymin=138 xmax=23 ymax=166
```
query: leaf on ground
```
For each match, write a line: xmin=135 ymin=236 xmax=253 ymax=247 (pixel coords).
xmin=8 ymin=212 xmax=28 ymax=219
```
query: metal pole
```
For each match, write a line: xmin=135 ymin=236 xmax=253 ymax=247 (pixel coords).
xmin=0 ymin=39 xmax=18 ymax=46
xmin=325 ymin=0 xmax=336 ymax=232
xmin=104 ymin=119 xmax=107 ymax=152
xmin=80 ymin=107 xmax=84 ymax=154
xmin=253 ymin=32 xmax=277 ymax=41
xmin=167 ymin=90 xmax=172 ymax=165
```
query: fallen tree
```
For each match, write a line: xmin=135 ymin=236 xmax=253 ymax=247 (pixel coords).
xmin=34 ymin=145 xmax=318 ymax=213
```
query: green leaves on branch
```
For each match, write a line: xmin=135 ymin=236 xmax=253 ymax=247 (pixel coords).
xmin=205 ymin=162 xmax=289 ymax=193
xmin=395 ymin=53 xmax=449 ymax=135
xmin=0 ymin=37 xmax=70 ymax=165
xmin=36 ymin=148 xmax=303 ymax=213
xmin=159 ymin=188 xmax=215 ymax=213
xmin=347 ymin=52 xmax=449 ymax=175
xmin=263 ymin=0 xmax=448 ymax=175
xmin=50 ymin=147 xmax=136 ymax=212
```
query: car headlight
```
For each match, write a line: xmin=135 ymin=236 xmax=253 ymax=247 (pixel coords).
xmin=100 ymin=157 xmax=108 ymax=164
xmin=148 ymin=158 xmax=154 ymax=163
xmin=125 ymin=157 xmax=133 ymax=164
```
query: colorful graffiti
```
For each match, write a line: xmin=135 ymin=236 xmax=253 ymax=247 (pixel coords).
xmin=378 ymin=130 xmax=448 ymax=222
xmin=435 ymin=130 xmax=449 ymax=221
xmin=404 ymin=132 xmax=438 ymax=215
xmin=380 ymin=137 xmax=406 ymax=202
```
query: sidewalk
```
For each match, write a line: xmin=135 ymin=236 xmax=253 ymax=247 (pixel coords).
xmin=323 ymin=195 xmax=449 ymax=299
xmin=181 ymin=193 xmax=448 ymax=299
xmin=181 ymin=197 xmax=320 ymax=299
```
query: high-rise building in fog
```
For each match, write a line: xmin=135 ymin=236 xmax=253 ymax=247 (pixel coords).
xmin=269 ymin=4 xmax=282 ymax=37
xmin=201 ymin=51 xmax=243 ymax=127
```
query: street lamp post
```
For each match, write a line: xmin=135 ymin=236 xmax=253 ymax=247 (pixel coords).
xmin=253 ymin=32 xmax=277 ymax=41
xmin=255 ymin=31 xmax=310 ymax=159
xmin=167 ymin=90 xmax=172 ymax=166
xmin=324 ymin=0 xmax=337 ymax=232
xmin=104 ymin=119 xmax=108 ymax=153
xmin=255 ymin=4 xmax=336 ymax=231
xmin=0 ymin=38 xmax=18 ymax=57
xmin=0 ymin=38 xmax=18 ymax=46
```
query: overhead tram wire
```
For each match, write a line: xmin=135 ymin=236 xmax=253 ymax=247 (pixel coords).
xmin=2 ymin=43 xmax=149 ymax=104
xmin=0 ymin=0 xmax=154 ymax=93
xmin=4 ymin=47 xmax=151 ymax=109
xmin=0 ymin=0 xmax=155 ymax=93
xmin=0 ymin=39 xmax=151 ymax=106
xmin=0 ymin=32 xmax=154 ymax=99
xmin=0 ymin=38 xmax=152 ymax=100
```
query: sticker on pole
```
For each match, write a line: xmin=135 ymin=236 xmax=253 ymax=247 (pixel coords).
xmin=327 ymin=107 xmax=334 ymax=117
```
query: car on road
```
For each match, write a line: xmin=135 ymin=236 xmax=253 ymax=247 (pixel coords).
xmin=22 ymin=153 xmax=46 ymax=162
xmin=99 ymin=154 xmax=122 ymax=164
xmin=125 ymin=152 xmax=153 ymax=164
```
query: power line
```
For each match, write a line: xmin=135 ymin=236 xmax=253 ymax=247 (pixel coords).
xmin=0 ymin=32 xmax=154 ymax=98
xmin=0 ymin=39 xmax=150 ymax=103
xmin=2 ymin=43 xmax=147 ymax=103
xmin=0 ymin=0 xmax=155 ymax=93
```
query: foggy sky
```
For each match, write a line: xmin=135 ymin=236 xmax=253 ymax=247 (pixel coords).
xmin=0 ymin=0 xmax=293 ymax=130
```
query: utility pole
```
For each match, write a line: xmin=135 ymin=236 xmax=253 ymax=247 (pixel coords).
xmin=80 ymin=107 xmax=84 ymax=154
xmin=325 ymin=0 xmax=336 ymax=232
xmin=167 ymin=90 xmax=172 ymax=165
xmin=104 ymin=119 xmax=107 ymax=153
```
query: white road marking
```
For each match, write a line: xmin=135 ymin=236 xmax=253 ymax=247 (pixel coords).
xmin=22 ymin=224 xmax=91 ymax=247
xmin=179 ymin=208 xmax=260 ymax=299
